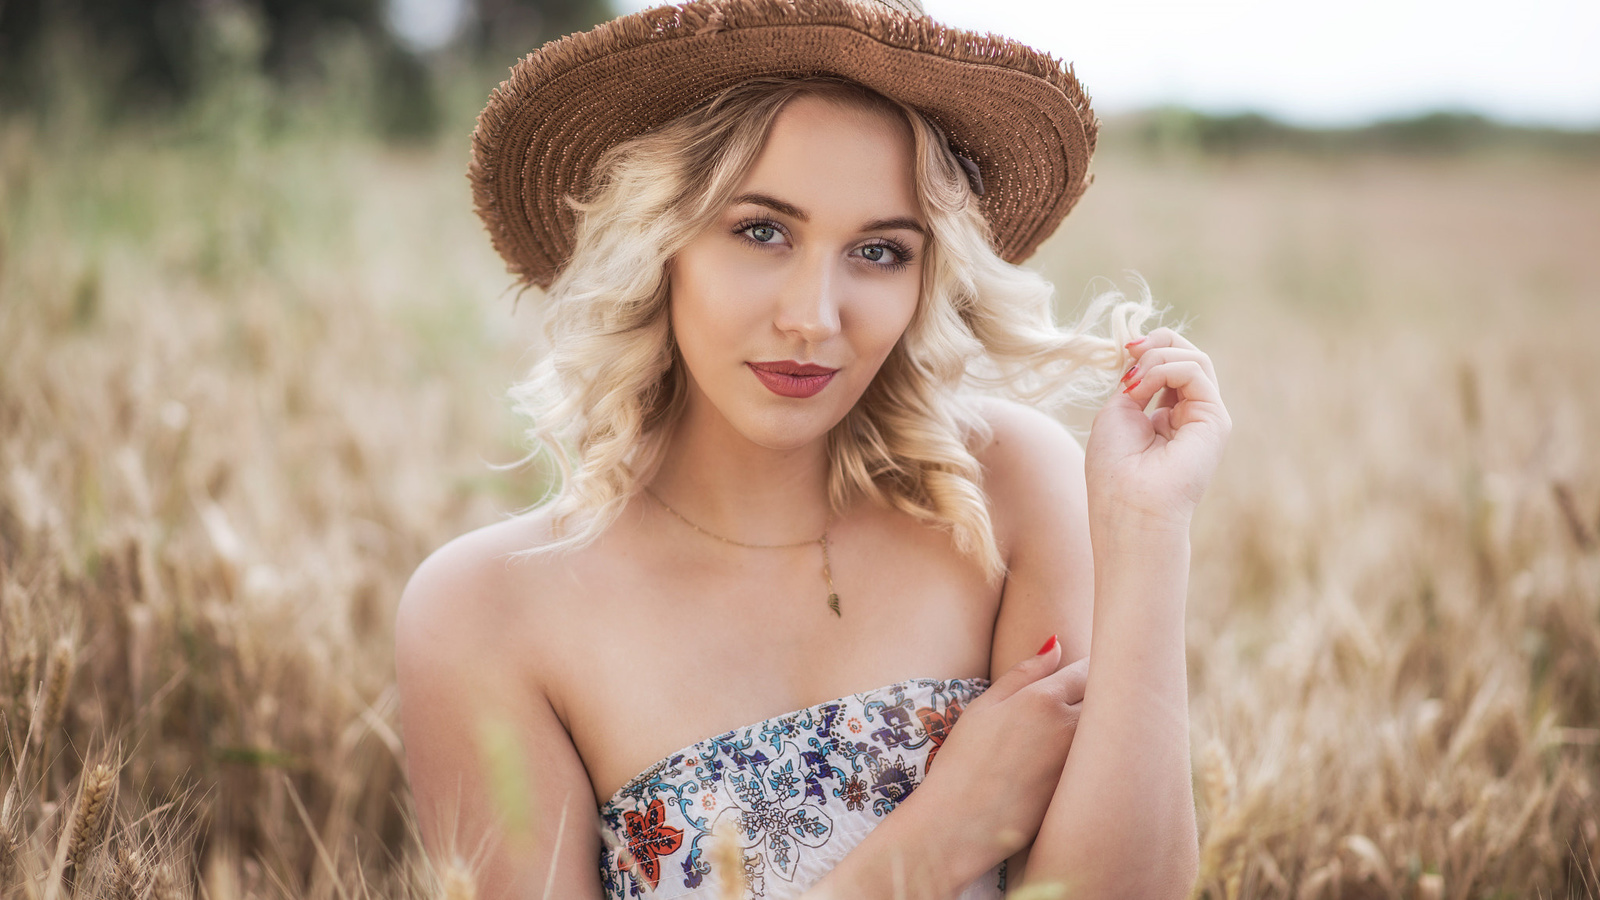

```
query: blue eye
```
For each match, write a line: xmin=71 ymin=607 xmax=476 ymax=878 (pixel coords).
xmin=855 ymin=241 xmax=912 ymax=270
xmin=735 ymin=220 xmax=787 ymax=246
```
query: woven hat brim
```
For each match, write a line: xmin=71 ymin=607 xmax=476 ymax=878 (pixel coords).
xmin=471 ymin=0 xmax=1098 ymax=289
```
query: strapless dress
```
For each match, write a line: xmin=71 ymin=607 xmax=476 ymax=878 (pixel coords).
xmin=597 ymin=677 xmax=1004 ymax=899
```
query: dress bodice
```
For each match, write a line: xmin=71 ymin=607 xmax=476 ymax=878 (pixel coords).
xmin=597 ymin=677 xmax=1004 ymax=899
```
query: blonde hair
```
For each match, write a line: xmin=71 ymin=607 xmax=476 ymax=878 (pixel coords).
xmin=503 ymin=77 xmax=1155 ymax=582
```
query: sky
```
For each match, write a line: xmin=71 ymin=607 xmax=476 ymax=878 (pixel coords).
xmin=575 ymin=0 xmax=1600 ymax=127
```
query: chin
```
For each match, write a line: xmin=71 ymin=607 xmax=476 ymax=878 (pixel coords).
xmin=731 ymin=397 xmax=855 ymax=451
xmin=738 ymin=413 xmax=839 ymax=452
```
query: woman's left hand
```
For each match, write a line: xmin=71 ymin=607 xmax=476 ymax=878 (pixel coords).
xmin=1083 ymin=327 xmax=1231 ymax=530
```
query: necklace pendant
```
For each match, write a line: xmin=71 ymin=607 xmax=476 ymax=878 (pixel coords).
xmin=827 ymin=593 xmax=841 ymax=617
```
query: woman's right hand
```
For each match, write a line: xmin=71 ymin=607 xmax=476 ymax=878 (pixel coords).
xmin=799 ymin=641 xmax=1088 ymax=900
xmin=920 ymin=638 xmax=1089 ymax=868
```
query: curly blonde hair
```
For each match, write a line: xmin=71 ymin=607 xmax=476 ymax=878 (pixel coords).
xmin=504 ymin=76 xmax=1154 ymax=582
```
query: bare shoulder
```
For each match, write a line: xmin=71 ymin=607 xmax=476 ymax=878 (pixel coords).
xmin=969 ymin=395 xmax=1086 ymax=468
xmin=394 ymin=510 xmax=563 ymax=663
xmin=969 ymin=396 xmax=1087 ymax=546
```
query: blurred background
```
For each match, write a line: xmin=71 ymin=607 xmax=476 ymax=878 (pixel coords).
xmin=1 ymin=1 xmax=1597 ymax=898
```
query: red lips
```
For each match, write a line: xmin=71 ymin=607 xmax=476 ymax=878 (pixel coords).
xmin=746 ymin=360 xmax=838 ymax=398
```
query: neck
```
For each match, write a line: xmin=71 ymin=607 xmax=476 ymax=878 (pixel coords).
xmin=647 ymin=396 xmax=834 ymax=545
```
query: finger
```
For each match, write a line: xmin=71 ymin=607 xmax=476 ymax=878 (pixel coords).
xmin=1013 ymin=657 xmax=1089 ymax=719
xmin=1121 ymin=346 xmax=1218 ymax=390
xmin=1059 ymin=655 xmax=1089 ymax=706
xmin=977 ymin=633 xmax=1063 ymax=706
xmin=1149 ymin=405 xmax=1176 ymax=440
xmin=1125 ymin=326 xmax=1198 ymax=362
xmin=1124 ymin=360 xmax=1224 ymax=413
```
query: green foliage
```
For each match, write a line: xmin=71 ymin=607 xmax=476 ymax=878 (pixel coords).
xmin=0 ymin=0 xmax=614 ymax=142
xmin=1117 ymin=106 xmax=1600 ymax=158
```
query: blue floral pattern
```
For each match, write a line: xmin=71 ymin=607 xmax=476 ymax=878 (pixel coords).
xmin=598 ymin=678 xmax=1005 ymax=899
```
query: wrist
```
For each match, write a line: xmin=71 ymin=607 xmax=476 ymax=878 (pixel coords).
xmin=1089 ymin=509 xmax=1191 ymax=551
xmin=1088 ymin=489 xmax=1193 ymax=531
xmin=895 ymin=778 xmax=993 ymax=889
xmin=1089 ymin=513 xmax=1192 ymax=606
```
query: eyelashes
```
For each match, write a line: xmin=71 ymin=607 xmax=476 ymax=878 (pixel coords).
xmin=734 ymin=218 xmax=785 ymax=247
xmin=730 ymin=217 xmax=915 ymax=272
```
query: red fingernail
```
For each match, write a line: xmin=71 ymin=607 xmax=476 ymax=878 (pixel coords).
xmin=1121 ymin=364 xmax=1138 ymax=383
xmin=1123 ymin=378 xmax=1142 ymax=394
xmin=1036 ymin=634 xmax=1058 ymax=655
xmin=1125 ymin=338 xmax=1146 ymax=348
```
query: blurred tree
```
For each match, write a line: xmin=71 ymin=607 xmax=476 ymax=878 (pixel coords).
xmin=1121 ymin=106 xmax=1600 ymax=158
xmin=468 ymin=0 xmax=611 ymax=61
xmin=0 ymin=0 xmax=613 ymax=136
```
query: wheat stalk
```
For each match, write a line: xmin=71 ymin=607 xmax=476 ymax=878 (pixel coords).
xmin=6 ymin=644 xmax=37 ymax=754
xmin=63 ymin=762 xmax=118 ymax=893
xmin=438 ymin=857 xmax=476 ymax=900
xmin=0 ymin=813 xmax=17 ymax=891
xmin=150 ymin=859 xmax=183 ymax=900
xmin=1197 ymin=737 xmax=1243 ymax=898
xmin=710 ymin=819 xmax=746 ymax=900
xmin=34 ymin=638 xmax=76 ymax=785
xmin=110 ymin=843 xmax=153 ymax=900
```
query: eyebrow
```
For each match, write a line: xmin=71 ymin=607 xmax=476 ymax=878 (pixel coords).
xmin=731 ymin=192 xmax=927 ymax=237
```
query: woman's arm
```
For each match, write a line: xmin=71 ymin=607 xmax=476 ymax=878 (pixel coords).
xmin=395 ymin=534 xmax=606 ymax=900
xmin=1021 ymin=519 xmax=1196 ymax=896
xmin=974 ymin=399 xmax=1098 ymax=887
xmin=1016 ymin=328 xmax=1229 ymax=896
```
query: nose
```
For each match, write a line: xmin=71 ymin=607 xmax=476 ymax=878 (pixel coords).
xmin=772 ymin=252 xmax=841 ymax=345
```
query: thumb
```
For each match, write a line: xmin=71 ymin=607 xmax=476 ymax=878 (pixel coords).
xmin=979 ymin=634 xmax=1062 ymax=706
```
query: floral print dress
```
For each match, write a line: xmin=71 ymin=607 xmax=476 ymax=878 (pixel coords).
xmin=597 ymin=677 xmax=1005 ymax=899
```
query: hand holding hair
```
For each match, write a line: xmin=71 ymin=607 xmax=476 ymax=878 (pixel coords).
xmin=1086 ymin=326 xmax=1232 ymax=533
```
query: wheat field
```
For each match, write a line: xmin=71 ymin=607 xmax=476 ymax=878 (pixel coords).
xmin=1 ymin=107 xmax=1597 ymax=899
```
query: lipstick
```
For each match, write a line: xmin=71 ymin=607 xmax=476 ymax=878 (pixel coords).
xmin=746 ymin=361 xmax=838 ymax=399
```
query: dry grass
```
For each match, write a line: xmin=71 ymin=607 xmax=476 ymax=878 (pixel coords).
xmin=0 ymin=109 xmax=1597 ymax=899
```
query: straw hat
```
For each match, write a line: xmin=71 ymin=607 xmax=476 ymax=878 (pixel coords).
xmin=470 ymin=0 xmax=1098 ymax=289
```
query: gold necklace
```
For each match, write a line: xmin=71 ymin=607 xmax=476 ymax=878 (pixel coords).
xmin=643 ymin=486 xmax=841 ymax=617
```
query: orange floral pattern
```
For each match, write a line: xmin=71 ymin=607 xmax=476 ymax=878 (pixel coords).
xmin=618 ymin=797 xmax=684 ymax=890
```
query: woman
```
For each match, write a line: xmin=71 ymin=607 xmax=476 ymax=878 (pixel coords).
xmin=395 ymin=1 xmax=1229 ymax=898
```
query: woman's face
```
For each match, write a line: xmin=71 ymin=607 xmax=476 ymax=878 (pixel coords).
xmin=668 ymin=93 xmax=925 ymax=452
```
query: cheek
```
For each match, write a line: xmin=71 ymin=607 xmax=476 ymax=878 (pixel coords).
xmin=851 ymin=282 xmax=921 ymax=358
xmin=671 ymin=240 xmax=791 ymax=326
xmin=669 ymin=266 xmax=755 ymax=370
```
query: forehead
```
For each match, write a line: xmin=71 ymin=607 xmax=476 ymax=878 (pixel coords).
xmin=736 ymin=93 xmax=920 ymax=219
